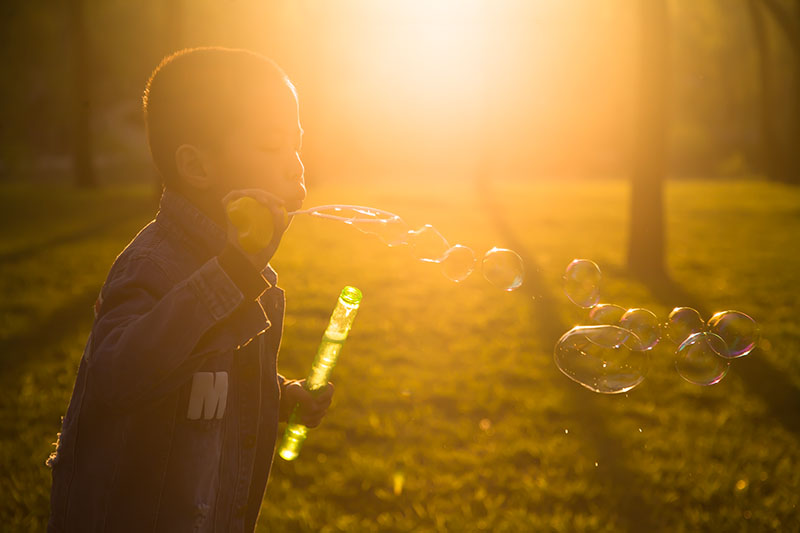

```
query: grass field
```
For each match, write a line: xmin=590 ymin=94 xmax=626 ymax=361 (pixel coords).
xmin=1 ymin=178 xmax=798 ymax=532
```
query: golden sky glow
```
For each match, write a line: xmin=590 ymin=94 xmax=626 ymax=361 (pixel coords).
xmin=172 ymin=1 xmax=639 ymax=180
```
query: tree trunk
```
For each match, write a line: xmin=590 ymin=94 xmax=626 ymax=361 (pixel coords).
xmin=627 ymin=0 xmax=669 ymax=277
xmin=748 ymin=0 xmax=782 ymax=180
xmin=760 ymin=0 xmax=800 ymax=183
xmin=69 ymin=0 xmax=95 ymax=188
xmin=794 ymin=1 xmax=800 ymax=182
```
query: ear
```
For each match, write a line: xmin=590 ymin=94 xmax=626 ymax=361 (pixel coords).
xmin=174 ymin=144 xmax=213 ymax=190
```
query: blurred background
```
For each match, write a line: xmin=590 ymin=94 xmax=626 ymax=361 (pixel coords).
xmin=1 ymin=1 xmax=799 ymax=531
xmin=1 ymin=0 xmax=798 ymax=186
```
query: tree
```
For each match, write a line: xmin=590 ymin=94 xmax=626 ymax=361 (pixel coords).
xmin=627 ymin=0 xmax=669 ymax=277
xmin=751 ymin=0 xmax=800 ymax=184
xmin=69 ymin=0 xmax=95 ymax=188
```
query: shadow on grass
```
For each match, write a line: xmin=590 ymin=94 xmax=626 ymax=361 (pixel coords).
xmin=0 ymin=207 xmax=148 ymax=264
xmin=0 ymin=288 xmax=96 ymax=385
xmin=476 ymin=177 xmax=656 ymax=532
xmin=629 ymin=270 xmax=800 ymax=437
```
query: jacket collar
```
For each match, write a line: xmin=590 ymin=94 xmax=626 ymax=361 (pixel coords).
xmin=157 ymin=189 xmax=279 ymax=286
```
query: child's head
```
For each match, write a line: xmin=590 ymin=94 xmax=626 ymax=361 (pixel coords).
xmin=143 ymin=47 xmax=305 ymax=212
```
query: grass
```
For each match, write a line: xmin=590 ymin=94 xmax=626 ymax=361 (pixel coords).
xmin=0 ymin=178 xmax=798 ymax=531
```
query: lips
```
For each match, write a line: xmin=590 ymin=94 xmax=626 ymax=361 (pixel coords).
xmin=287 ymin=183 xmax=306 ymax=212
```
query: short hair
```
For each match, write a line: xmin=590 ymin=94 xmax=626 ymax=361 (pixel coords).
xmin=143 ymin=47 xmax=295 ymax=186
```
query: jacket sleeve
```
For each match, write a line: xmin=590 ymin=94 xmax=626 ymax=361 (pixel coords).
xmin=86 ymin=254 xmax=270 ymax=410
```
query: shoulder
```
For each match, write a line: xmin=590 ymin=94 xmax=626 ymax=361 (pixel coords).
xmin=104 ymin=219 xmax=185 ymax=296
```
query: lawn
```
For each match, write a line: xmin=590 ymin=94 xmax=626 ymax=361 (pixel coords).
xmin=1 ymin=178 xmax=798 ymax=532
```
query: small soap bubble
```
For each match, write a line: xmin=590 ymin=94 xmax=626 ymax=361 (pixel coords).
xmin=563 ymin=259 xmax=602 ymax=308
xmin=675 ymin=332 xmax=730 ymax=386
xmin=407 ymin=224 xmax=450 ymax=263
xmin=619 ymin=308 xmax=661 ymax=351
xmin=554 ymin=325 xmax=649 ymax=394
xmin=665 ymin=307 xmax=705 ymax=345
xmin=588 ymin=303 xmax=626 ymax=326
xmin=482 ymin=248 xmax=524 ymax=291
xmin=440 ymin=245 xmax=476 ymax=282
xmin=706 ymin=310 xmax=759 ymax=358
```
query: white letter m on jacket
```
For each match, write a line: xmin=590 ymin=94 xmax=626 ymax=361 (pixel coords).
xmin=187 ymin=372 xmax=228 ymax=420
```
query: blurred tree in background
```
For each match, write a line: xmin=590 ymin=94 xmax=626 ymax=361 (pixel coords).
xmin=0 ymin=0 xmax=797 ymax=186
xmin=69 ymin=0 xmax=94 ymax=188
xmin=750 ymin=0 xmax=800 ymax=184
xmin=627 ymin=0 xmax=669 ymax=278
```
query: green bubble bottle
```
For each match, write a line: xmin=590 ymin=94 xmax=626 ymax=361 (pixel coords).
xmin=278 ymin=286 xmax=363 ymax=461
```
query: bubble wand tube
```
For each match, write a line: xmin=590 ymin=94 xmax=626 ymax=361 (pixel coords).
xmin=278 ymin=286 xmax=363 ymax=461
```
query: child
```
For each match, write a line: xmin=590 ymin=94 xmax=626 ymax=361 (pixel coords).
xmin=48 ymin=47 xmax=333 ymax=532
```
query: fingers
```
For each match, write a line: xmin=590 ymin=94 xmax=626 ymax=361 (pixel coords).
xmin=284 ymin=381 xmax=335 ymax=429
xmin=316 ymin=382 xmax=335 ymax=403
xmin=222 ymin=190 xmax=290 ymax=264
xmin=243 ymin=190 xmax=289 ymax=244
xmin=224 ymin=190 xmax=286 ymax=226
xmin=223 ymin=189 xmax=285 ymax=209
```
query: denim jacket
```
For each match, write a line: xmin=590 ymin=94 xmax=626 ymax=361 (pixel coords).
xmin=48 ymin=190 xmax=286 ymax=532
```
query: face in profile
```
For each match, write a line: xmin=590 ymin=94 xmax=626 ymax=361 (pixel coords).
xmin=205 ymin=81 xmax=306 ymax=214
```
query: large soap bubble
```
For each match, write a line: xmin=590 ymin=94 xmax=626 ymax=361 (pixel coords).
xmin=348 ymin=217 xmax=411 ymax=247
xmin=583 ymin=323 xmax=632 ymax=349
xmin=554 ymin=325 xmax=649 ymax=394
xmin=407 ymin=225 xmax=450 ymax=263
xmin=665 ymin=307 xmax=705 ymax=345
xmin=482 ymin=248 xmax=524 ymax=291
xmin=706 ymin=310 xmax=759 ymax=358
xmin=440 ymin=245 xmax=476 ymax=283
xmin=675 ymin=332 xmax=731 ymax=385
xmin=305 ymin=205 xmax=412 ymax=248
xmin=618 ymin=308 xmax=661 ymax=351
xmin=563 ymin=259 xmax=601 ymax=308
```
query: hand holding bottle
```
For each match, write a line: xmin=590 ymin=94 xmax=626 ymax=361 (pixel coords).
xmin=279 ymin=380 xmax=335 ymax=428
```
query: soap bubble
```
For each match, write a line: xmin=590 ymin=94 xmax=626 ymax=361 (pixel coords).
xmin=588 ymin=303 xmax=626 ymax=326
xmin=706 ymin=310 xmax=759 ymax=358
xmin=563 ymin=259 xmax=601 ymax=308
xmin=374 ymin=218 xmax=412 ymax=247
xmin=440 ymin=245 xmax=476 ymax=282
xmin=349 ymin=217 xmax=411 ymax=247
xmin=407 ymin=225 xmax=450 ymax=263
xmin=482 ymin=248 xmax=524 ymax=291
xmin=665 ymin=307 xmax=705 ymax=345
xmin=619 ymin=308 xmax=661 ymax=351
xmin=554 ymin=325 xmax=648 ymax=394
xmin=675 ymin=332 xmax=730 ymax=385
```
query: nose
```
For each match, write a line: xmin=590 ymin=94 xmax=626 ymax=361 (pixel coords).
xmin=289 ymin=152 xmax=304 ymax=185
xmin=286 ymin=153 xmax=306 ymax=205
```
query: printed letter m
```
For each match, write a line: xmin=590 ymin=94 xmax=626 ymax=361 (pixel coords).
xmin=187 ymin=372 xmax=228 ymax=420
